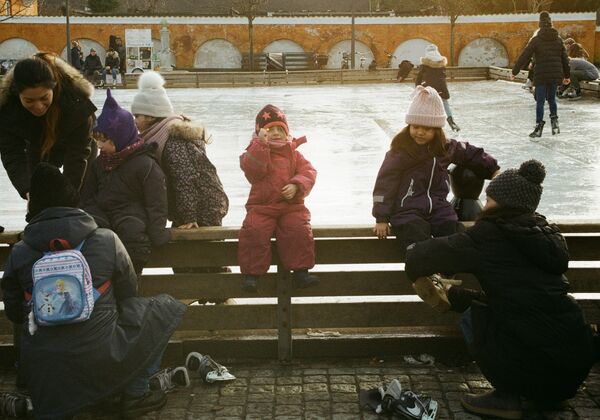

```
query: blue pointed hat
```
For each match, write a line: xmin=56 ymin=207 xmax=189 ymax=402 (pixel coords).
xmin=95 ymin=89 xmax=139 ymax=152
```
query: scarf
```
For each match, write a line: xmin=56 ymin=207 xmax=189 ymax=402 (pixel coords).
xmin=100 ymin=139 xmax=145 ymax=171
xmin=140 ymin=115 xmax=184 ymax=162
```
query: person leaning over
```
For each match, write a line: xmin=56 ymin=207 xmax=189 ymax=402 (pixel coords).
xmin=0 ymin=53 xmax=96 ymax=204
xmin=404 ymin=159 xmax=596 ymax=419
xmin=1 ymin=163 xmax=186 ymax=419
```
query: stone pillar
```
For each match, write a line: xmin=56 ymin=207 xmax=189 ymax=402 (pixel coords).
xmin=159 ymin=19 xmax=173 ymax=72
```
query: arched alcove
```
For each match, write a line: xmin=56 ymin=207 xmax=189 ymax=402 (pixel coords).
xmin=327 ymin=40 xmax=374 ymax=69
xmin=262 ymin=39 xmax=304 ymax=54
xmin=194 ymin=39 xmax=242 ymax=69
xmin=458 ymin=38 xmax=509 ymax=67
xmin=0 ymin=38 xmax=38 ymax=59
xmin=60 ymin=39 xmax=106 ymax=63
xmin=391 ymin=38 xmax=432 ymax=67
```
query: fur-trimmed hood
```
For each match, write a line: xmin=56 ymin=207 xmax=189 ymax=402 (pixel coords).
xmin=0 ymin=56 xmax=94 ymax=109
xmin=168 ymin=118 xmax=207 ymax=143
xmin=420 ymin=56 xmax=448 ymax=68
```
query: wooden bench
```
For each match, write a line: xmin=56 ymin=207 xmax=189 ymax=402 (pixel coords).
xmin=1 ymin=221 xmax=599 ymax=365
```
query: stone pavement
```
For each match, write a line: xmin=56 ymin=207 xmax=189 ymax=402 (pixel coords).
xmin=2 ymin=358 xmax=600 ymax=419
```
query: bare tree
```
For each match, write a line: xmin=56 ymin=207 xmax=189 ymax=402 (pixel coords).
xmin=0 ymin=0 xmax=40 ymax=22
xmin=527 ymin=0 xmax=554 ymax=12
xmin=232 ymin=0 xmax=267 ymax=71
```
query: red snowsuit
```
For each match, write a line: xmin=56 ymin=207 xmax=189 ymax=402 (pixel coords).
xmin=238 ymin=135 xmax=317 ymax=275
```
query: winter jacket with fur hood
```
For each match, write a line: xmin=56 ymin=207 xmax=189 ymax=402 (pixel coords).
xmin=0 ymin=57 xmax=97 ymax=198
xmin=405 ymin=211 xmax=595 ymax=402
xmin=512 ymin=26 xmax=570 ymax=86
xmin=161 ymin=120 xmax=229 ymax=226
xmin=416 ymin=56 xmax=450 ymax=100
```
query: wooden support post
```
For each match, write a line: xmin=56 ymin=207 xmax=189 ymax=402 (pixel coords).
xmin=277 ymin=266 xmax=292 ymax=362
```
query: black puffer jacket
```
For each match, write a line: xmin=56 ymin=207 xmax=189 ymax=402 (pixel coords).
xmin=0 ymin=58 xmax=96 ymax=198
xmin=1 ymin=207 xmax=185 ymax=419
xmin=415 ymin=57 xmax=450 ymax=99
xmin=512 ymin=27 xmax=570 ymax=86
xmin=80 ymin=143 xmax=170 ymax=264
xmin=405 ymin=212 xmax=594 ymax=402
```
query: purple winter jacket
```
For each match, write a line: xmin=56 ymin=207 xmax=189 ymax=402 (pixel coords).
xmin=372 ymin=134 xmax=498 ymax=227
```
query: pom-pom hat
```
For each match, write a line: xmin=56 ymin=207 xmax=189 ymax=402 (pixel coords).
xmin=131 ymin=71 xmax=175 ymax=118
xmin=405 ymin=86 xmax=446 ymax=128
xmin=420 ymin=44 xmax=446 ymax=65
xmin=95 ymin=89 xmax=139 ymax=152
xmin=539 ymin=11 xmax=552 ymax=28
xmin=255 ymin=104 xmax=289 ymax=135
xmin=486 ymin=159 xmax=546 ymax=212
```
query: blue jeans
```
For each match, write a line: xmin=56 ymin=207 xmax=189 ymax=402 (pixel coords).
xmin=123 ymin=346 xmax=166 ymax=397
xmin=534 ymin=83 xmax=558 ymax=123
xmin=102 ymin=68 xmax=119 ymax=83
xmin=442 ymin=99 xmax=453 ymax=118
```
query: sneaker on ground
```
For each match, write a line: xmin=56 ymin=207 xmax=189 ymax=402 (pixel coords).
xmin=120 ymin=389 xmax=167 ymax=419
xmin=461 ymin=389 xmax=523 ymax=419
xmin=185 ymin=352 xmax=236 ymax=383
xmin=149 ymin=366 xmax=190 ymax=392
xmin=412 ymin=274 xmax=451 ymax=312
xmin=0 ymin=391 xmax=33 ymax=418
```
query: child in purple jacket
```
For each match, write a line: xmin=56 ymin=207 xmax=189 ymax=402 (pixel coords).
xmin=372 ymin=86 xmax=499 ymax=310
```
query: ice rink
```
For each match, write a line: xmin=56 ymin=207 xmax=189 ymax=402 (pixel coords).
xmin=2 ymin=79 xmax=600 ymax=230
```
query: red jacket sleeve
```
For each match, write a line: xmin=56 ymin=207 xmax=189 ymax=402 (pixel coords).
xmin=239 ymin=137 xmax=271 ymax=184
xmin=290 ymin=150 xmax=317 ymax=200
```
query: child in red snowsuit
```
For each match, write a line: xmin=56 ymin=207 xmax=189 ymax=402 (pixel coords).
xmin=238 ymin=104 xmax=318 ymax=292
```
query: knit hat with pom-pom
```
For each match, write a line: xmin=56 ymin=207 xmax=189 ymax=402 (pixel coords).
xmin=405 ymin=85 xmax=446 ymax=128
xmin=486 ymin=159 xmax=546 ymax=212
xmin=131 ymin=71 xmax=175 ymax=118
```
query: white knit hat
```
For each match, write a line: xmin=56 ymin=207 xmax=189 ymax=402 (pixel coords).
xmin=405 ymin=85 xmax=446 ymax=128
xmin=131 ymin=71 xmax=175 ymax=118
xmin=420 ymin=44 xmax=446 ymax=65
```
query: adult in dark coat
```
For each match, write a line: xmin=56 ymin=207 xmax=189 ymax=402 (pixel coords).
xmin=0 ymin=53 xmax=96 ymax=203
xmin=512 ymin=11 xmax=570 ymax=137
xmin=70 ymin=40 xmax=84 ymax=70
xmin=82 ymin=48 xmax=103 ymax=84
xmin=1 ymin=163 xmax=186 ymax=419
xmin=405 ymin=160 xmax=595 ymax=418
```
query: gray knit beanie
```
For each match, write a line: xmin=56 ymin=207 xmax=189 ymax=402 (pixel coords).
xmin=486 ymin=160 xmax=545 ymax=212
xmin=131 ymin=71 xmax=175 ymax=118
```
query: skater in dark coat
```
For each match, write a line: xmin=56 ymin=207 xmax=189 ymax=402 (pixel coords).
xmin=238 ymin=104 xmax=318 ymax=292
xmin=512 ymin=11 xmax=570 ymax=137
xmin=405 ymin=160 xmax=595 ymax=418
xmin=1 ymin=163 xmax=186 ymax=419
xmin=80 ymin=89 xmax=170 ymax=274
xmin=0 ymin=53 xmax=96 ymax=203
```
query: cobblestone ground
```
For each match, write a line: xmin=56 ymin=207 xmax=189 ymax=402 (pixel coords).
xmin=2 ymin=358 xmax=600 ymax=419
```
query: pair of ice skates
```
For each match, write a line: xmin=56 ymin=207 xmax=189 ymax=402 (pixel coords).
xmin=529 ymin=116 xmax=560 ymax=138
xmin=360 ymin=378 xmax=438 ymax=419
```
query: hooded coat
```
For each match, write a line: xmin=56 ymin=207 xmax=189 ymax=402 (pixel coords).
xmin=415 ymin=56 xmax=450 ymax=100
xmin=372 ymin=131 xmax=499 ymax=227
xmin=0 ymin=58 xmax=97 ymax=199
xmin=1 ymin=207 xmax=186 ymax=419
xmin=405 ymin=212 xmax=595 ymax=402
xmin=79 ymin=143 xmax=170 ymax=266
xmin=512 ymin=26 xmax=570 ymax=86
xmin=160 ymin=120 xmax=229 ymax=227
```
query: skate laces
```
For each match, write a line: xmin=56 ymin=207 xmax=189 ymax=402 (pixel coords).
xmin=150 ymin=367 xmax=189 ymax=392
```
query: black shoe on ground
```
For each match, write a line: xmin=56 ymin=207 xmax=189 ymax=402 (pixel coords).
xmin=293 ymin=269 xmax=320 ymax=289
xmin=550 ymin=116 xmax=560 ymax=135
xmin=120 ymin=390 xmax=167 ymax=419
xmin=242 ymin=275 xmax=258 ymax=292
xmin=529 ymin=121 xmax=545 ymax=138
xmin=0 ymin=391 xmax=33 ymax=417
xmin=461 ymin=389 xmax=522 ymax=419
xmin=149 ymin=367 xmax=190 ymax=393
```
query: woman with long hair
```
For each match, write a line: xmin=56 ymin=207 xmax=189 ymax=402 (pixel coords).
xmin=0 ymin=52 xmax=97 ymax=211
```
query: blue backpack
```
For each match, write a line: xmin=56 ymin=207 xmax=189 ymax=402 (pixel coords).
xmin=28 ymin=239 xmax=109 ymax=330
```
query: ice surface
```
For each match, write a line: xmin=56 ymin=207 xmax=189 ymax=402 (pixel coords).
xmin=2 ymin=80 xmax=599 ymax=230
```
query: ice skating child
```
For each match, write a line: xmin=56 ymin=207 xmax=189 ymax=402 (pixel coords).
xmin=131 ymin=71 xmax=228 ymax=229
xmin=80 ymin=89 xmax=170 ymax=274
xmin=372 ymin=86 xmax=499 ymax=310
xmin=238 ymin=104 xmax=318 ymax=292
xmin=415 ymin=44 xmax=460 ymax=132
xmin=511 ymin=11 xmax=570 ymax=137
xmin=396 ymin=60 xmax=414 ymax=82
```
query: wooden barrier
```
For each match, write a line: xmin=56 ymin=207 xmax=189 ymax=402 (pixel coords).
xmin=1 ymin=221 xmax=599 ymax=363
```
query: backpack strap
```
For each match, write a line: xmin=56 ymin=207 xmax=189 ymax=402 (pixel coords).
xmin=49 ymin=238 xmax=72 ymax=251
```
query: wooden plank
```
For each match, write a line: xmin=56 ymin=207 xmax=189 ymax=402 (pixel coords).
xmin=277 ymin=268 xmax=293 ymax=362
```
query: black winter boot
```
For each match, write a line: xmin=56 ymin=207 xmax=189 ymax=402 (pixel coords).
xmin=447 ymin=116 xmax=461 ymax=132
xmin=550 ymin=115 xmax=560 ymax=135
xmin=241 ymin=275 xmax=259 ymax=292
xmin=293 ymin=269 xmax=320 ymax=289
xmin=529 ymin=121 xmax=545 ymax=138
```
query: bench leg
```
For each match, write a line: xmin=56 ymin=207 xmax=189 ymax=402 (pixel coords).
xmin=277 ymin=267 xmax=293 ymax=362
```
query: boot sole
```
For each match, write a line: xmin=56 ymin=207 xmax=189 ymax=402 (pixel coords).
xmin=120 ymin=395 xmax=167 ymax=419
xmin=461 ymin=399 xmax=523 ymax=419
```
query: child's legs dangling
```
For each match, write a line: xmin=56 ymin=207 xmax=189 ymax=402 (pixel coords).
xmin=238 ymin=208 xmax=278 ymax=275
xmin=391 ymin=216 xmax=431 ymax=258
xmin=275 ymin=207 xmax=315 ymax=271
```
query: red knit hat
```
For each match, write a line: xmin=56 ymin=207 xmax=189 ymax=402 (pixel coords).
xmin=255 ymin=104 xmax=289 ymax=135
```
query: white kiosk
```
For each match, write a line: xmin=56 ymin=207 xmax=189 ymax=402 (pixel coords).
xmin=125 ymin=29 xmax=154 ymax=73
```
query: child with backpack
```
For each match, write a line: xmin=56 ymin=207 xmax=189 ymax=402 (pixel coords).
xmin=372 ymin=86 xmax=499 ymax=310
xmin=80 ymin=89 xmax=170 ymax=275
xmin=416 ymin=44 xmax=460 ymax=132
xmin=238 ymin=104 xmax=318 ymax=292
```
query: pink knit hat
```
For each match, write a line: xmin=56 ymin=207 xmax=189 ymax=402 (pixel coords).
xmin=405 ymin=85 xmax=446 ymax=128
